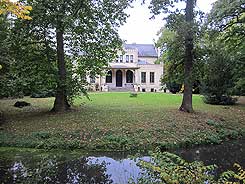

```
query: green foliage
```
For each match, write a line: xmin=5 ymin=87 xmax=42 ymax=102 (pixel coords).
xmin=209 ymin=0 xmax=245 ymax=34
xmin=201 ymin=42 xmax=238 ymax=105
xmin=133 ymin=151 xmax=245 ymax=184
xmin=207 ymin=0 xmax=245 ymax=96
xmin=218 ymin=164 xmax=245 ymax=184
xmin=0 ymin=14 xmax=57 ymax=99
xmin=30 ymin=90 xmax=55 ymax=98
xmin=32 ymin=131 xmax=51 ymax=139
xmin=0 ymin=0 xmax=132 ymax=105
xmin=129 ymin=92 xmax=138 ymax=97
xmin=0 ymin=15 xmax=10 ymax=76
xmin=156 ymin=22 xmax=205 ymax=95
xmin=155 ymin=0 xmax=245 ymax=103
xmin=206 ymin=119 xmax=223 ymax=129
xmin=203 ymin=95 xmax=237 ymax=106
xmin=24 ymin=0 xmax=131 ymax=106
xmin=165 ymin=81 xmax=182 ymax=94
xmin=0 ymin=131 xmax=83 ymax=150
xmin=134 ymin=151 xmax=217 ymax=184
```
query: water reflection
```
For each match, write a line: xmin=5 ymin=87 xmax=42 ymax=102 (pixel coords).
xmin=0 ymin=139 xmax=244 ymax=184
xmin=0 ymin=154 xmax=114 ymax=183
xmin=0 ymin=152 xmax=144 ymax=184
xmin=174 ymin=139 xmax=245 ymax=175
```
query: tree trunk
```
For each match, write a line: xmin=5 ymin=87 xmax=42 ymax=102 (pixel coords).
xmin=52 ymin=26 xmax=70 ymax=112
xmin=179 ymin=0 xmax=194 ymax=113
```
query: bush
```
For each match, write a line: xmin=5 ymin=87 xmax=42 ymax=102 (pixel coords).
xmin=166 ymin=82 xmax=182 ymax=94
xmin=203 ymin=95 xmax=237 ymax=105
xmin=201 ymin=45 xmax=237 ymax=105
xmin=129 ymin=92 xmax=137 ymax=97
xmin=133 ymin=151 xmax=245 ymax=184
xmin=31 ymin=90 xmax=55 ymax=98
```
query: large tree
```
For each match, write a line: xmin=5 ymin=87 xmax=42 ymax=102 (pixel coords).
xmin=208 ymin=0 xmax=245 ymax=96
xmin=156 ymin=25 xmax=205 ymax=95
xmin=19 ymin=0 xmax=131 ymax=112
xmin=0 ymin=0 xmax=32 ymax=123
xmin=150 ymin=0 xmax=196 ymax=112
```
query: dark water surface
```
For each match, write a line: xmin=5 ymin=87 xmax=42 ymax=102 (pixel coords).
xmin=0 ymin=139 xmax=244 ymax=184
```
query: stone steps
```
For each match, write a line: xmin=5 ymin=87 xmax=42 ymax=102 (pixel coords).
xmin=109 ymin=87 xmax=135 ymax=92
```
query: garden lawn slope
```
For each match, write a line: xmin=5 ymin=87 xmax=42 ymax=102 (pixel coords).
xmin=0 ymin=93 xmax=244 ymax=151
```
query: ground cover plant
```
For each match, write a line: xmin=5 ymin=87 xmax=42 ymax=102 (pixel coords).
xmin=0 ymin=93 xmax=244 ymax=151
xmin=131 ymin=151 xmax=245 ymax=184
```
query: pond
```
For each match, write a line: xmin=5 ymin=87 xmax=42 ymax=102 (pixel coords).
xmin=0 ymin=139 xmax=244 ymax=184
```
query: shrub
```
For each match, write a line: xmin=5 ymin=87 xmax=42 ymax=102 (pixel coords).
xmin=31 ymin=90 xmax=55 ymax=98
xmin=32 ymin=131 xmax=51 ymax=139
xmin=201 ymin=45 xmax=237 ymax=105
xmin=132 ymin=151 xmax=245 ymax=184
xmin=129 ymin=92 xmax=138 ymax=97
xmin=133 ymin=151 xmax=217 ymax=184
xmin=166 ymin=82 xmax=182 ymax=94
xmin=203 ymin=95 xmax=237 ymax=105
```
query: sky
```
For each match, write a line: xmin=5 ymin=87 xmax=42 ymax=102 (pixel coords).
xmin=118 ymin=0 xmax=217 ymax=44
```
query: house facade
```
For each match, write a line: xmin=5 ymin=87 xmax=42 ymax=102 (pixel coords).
xmin=88 ymin=44 xmax=163 ymax=92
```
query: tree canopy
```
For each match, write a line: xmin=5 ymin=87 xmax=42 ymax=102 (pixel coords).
xmin=150 ymin=0 xmax=197 ymax=112
xmin=0 ymin=0 xmax=132 ymax=112
xmin=156 ymin=0 xmax=245 ymax=106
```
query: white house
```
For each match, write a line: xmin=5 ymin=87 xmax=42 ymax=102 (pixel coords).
xmin=88 ymin=43 xmax=164 ymax=92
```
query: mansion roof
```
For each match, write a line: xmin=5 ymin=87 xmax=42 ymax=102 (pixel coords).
xmin=124 ymin=44 xmax=158 ymax=57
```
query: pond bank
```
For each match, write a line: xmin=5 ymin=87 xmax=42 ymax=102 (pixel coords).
xmin=1 ymin=94 xmax=245 ymax=151
xmin=0 ymin=139 xmax=244 ymax=184
xmin=0 ymin=128 xmax=244 ymax=151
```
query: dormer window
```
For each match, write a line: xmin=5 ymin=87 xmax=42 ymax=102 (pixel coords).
xmin=130 ymin=55 xmax=133 ymax=63
xmin=126 ymin=55 xmax=129 ymax=63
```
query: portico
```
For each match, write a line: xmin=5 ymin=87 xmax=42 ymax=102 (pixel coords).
xmin=105 ymin=64 xmax=139 ymax=91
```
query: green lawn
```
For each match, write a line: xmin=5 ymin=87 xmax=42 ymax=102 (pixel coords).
xmin=0 ymin=93 xmax=244 ymax=151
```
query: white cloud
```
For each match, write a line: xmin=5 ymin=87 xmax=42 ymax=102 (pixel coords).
xmin=119 ymin=0 xmax=217 ymax=44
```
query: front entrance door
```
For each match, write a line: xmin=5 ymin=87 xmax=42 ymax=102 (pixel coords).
xmin=116 ymin=70 xmax=122 ymax=87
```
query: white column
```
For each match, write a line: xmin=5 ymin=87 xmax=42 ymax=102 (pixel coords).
xmin=124 ymin=69 xmax=126 ymax=87
xmin=112 ymin=69 xmax=116 ymax=87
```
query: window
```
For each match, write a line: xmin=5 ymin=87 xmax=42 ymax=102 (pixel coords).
xmin=151 ymin=88 xmax=154 ymax=92
xmin=142 ymin=88 xmax=146 ymax=92
xmin=120 ymin=55 xmax=123 ymax=63
xmin=90 ymin=76 xmax=95 ymax=83
xmin=150 ymin=72 xmax=155 ymax=83
xmin=126 ymin=70 xmax=133 ymax=83
xmin=141 ymin=72 xmax=146 ymax=83
xmin=130 ymin=55 xmax=133 ymax=63
xmin=106 ymin=70 xmax=112 ymax=83
xmin=115 ymin=55 xmax=119 ymax=63
xmin=126 ymin=55 xmax=129 ymax=63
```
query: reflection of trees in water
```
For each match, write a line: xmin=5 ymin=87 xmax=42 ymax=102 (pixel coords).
xmin=0 ymin=155 xmax=113 ymax=184
xmin=174 ymin=139 xmax=245 ymax=175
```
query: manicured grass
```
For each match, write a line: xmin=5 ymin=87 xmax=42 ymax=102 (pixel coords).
xmin=0 ymin=93 xmax=244 ymax=151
